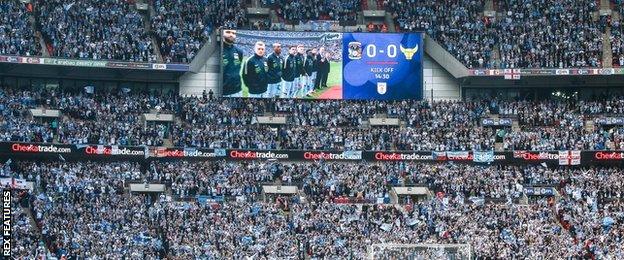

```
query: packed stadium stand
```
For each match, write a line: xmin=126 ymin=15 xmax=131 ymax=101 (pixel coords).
xmin=5 ymin=160 xmax=624 ymax=258
xmin=3 ymin=87 xmax=624 ymax=151
xmin=1 ymin=0 xmax=624 ymax=259
xmin=0 ymin=0 xmax=41 ymax=57
xmin=0 ymin=0 xmax=619 ymax=69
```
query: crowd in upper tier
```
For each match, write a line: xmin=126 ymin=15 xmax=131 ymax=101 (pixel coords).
xmin=0 ymin=0 xmax=41 ymax=57
xmin=5 ymin=160 xmax=623 ymax=259
xmin=386 ymin=0 xmax=604 ymax=68
xmin=0 ymin=0 xmax=620 ymax=68
xmin=267 ymin=0 xmax=361 ymax=24
xmin=37 ymin=0 xmax=156 ymax=62
xmin=2 ymin=86 xmax=624 ymax=151
xmin=151 ymin=0 xmax=247 ymax=63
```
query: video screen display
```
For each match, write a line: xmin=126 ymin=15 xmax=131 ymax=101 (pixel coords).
xmin=342 ymin=32 xmax=423 ymax=100
xmin=221 ymin=29 xmax=423 ymax=100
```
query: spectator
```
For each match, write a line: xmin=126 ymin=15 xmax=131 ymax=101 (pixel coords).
xmin=0 ymin=0 xmax=41 ymax=56
xmin=151 ymin=0 xmax=247 ymax=63
xmin=37 ymin=0 xmax=155 ymax=62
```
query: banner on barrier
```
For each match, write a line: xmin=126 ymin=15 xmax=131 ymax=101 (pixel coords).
xmin=151 ymin=147 xmax=226 ymax=158
xmin=558 ymin=150 xmax=581 ymax=166
xmin=595 ymin=117 xmax=624 ymax=125
xmin=1 ymin=142 xmax=623 ymax=166
xmin=3 ymin=143 xmax=73 ymax=154
xmin=523 ymin=187 xmax=556 ymax=196
xmin=513 ymin=151 xmax=559 ymax=162
xmin=0 ymin=55 xmax=189 ymax=71
xmin=81 ymin=145 xmax=146 ymax=157
xmin=482 ymin=118 xmax=513 ymax=126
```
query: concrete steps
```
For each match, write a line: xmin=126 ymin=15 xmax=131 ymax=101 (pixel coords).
xmin=604 ymin=30 xmax=613 ymax=68
xmin=385 ymin=11 xmax=397 ymax=32
xmin=145 ymin=3 xmax=164 ymax=62
xmin=492 ymin=43 xmax=501 ymax=68
xmin=357 ymin=11 xmax=365 ymax=25
xmin=162 ymin=138 xmax=173 ymax=147
xmin=29 ymin=14 xmax=50 ymax=57
xmin=147 ymin=29 xmax=164 ymax=63
xmin=512 ymin=119 xmax=520 ymax=132
xmin=23 ymin=204 xmax=41 ymax=235
xmin=269 ymin=10 xmax=280 ymax=24
xmin=367 ymin=0 xmax=377 ymax=10
xmin=494 ymin=142 xmax=504 ymax=151
xmin=23 ymin=203 xmax=52 ymax=259
xmin=485 ymin=0 xmax=494 ymax=12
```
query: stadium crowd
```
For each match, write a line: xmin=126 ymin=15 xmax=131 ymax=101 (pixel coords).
xmin=146 ymin=160 xmax=624 ymax=204
xmin=0 ymin=87 xmax=55 ymax=143
xmin=4 ymin=86 xmax=624 ymax=151
xmin=8 ymin=159 xmax=624 ymax=259
xmin=0 ymin=86 xmax=175 ymax=146
xmin=0 ymin=0 xmax=619 ymax=68
xmin=233 ymin=30 xmax=343 ymax=61
xmin=150 ymin=160 xmax=272 ymax=198
xmin=12 ymin=190 xmax=46 ymax=258
xmin=610 ymin=1 xmax=624 ymax=67
xmin=3 ymin=0 xmax=624 ymax=258
xmin=386 ymin=0 xmax=604 ymax=69
xmin=502 ymin=125 xmax=624 ymax=151
xmin=269 ymin=0 xmax=361 ymax=24
xmin=0 ymin=0 xmax=41 ymax=57
xmin=37 ymin=0 xmax=156 ymax=62
xmin=151 ymin=0 xmax=247 ymax=63
xmin=497 ymin=0 xmax=602 ymax=68
xmin=386 ymin=0 xmax=497 ymax=69
xmin=27 ymin=161 xmax=163 ymax=258
xmin=554 ymin=166 xmax=624 ymax=258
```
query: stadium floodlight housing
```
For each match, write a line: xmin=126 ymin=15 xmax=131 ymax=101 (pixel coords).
xmin=367 ymin=243 xmax=472 ymax=260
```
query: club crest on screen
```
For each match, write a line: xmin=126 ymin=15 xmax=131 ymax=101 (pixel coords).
xmin=400 ymin=45 xmax=418 ymax=60
xmin=377 ymin=82 xmax=387 ymax=94
xmin=348 ymin=42 xmax=362 ymax=60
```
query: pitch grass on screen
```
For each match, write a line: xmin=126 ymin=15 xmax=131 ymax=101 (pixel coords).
xmin=241 ymin=61 xmax=343 ymax=99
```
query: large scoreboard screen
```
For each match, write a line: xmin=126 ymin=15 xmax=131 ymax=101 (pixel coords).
xmin=342 ymin=33 xmax=424 ymax=100
xmin=221 ymin=30 xmax=423 ymax=100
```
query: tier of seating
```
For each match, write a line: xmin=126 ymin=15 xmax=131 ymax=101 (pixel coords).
xmin=0 ymin=0 xmax=620 ymax=68
xmin=6 ymin=160 xmax=623 ymax=258
xmin=2 ymin=86 xmax=624 ymax=151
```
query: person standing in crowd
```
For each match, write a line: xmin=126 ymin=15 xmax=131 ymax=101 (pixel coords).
xmin=281 ymin=46 xmax=298 ymax=98
xmin=222 ymin=30 xmax=244 ymax=97
xmin=295 ymin=44 xmax=306 ymax=98
xmin=304 ymin=49 xmax=315 ymax=97
xmin=267 ymin=43 xmax=284 ymax=98
xmin=242 ymin=41 xmax=269 ymax=98
xmin=317 ymin=50 xmax=331 ymax=89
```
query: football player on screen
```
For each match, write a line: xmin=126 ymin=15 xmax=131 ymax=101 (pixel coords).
xmin=281 ymin=46 xmax=298 ymax=98
xmin=294 ymin=44 xmax=306 ymax=98
xmin=221 ymin=29 xmax=244 ymax=97
xmin=304 ymin=49 xmax=315 ymax=96
xmin=242 ymin=41 xmax=269 ymax=98
xmin=267 ymin=43 xmax=283 ymax=98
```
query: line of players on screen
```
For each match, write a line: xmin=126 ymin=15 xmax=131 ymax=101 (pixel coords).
xmin=222 ymin=30 xmax=332 ymax=98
